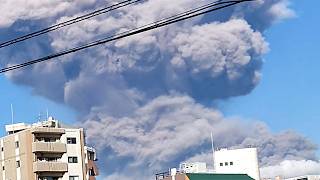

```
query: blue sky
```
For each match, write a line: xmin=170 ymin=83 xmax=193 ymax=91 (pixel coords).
xmin=0 ymin=0 xmax=319 ymax=160
xmin=0 ymin=75 xmax=76 ymax=136
xmin=220 ymin=0 xmax=320 ymax=154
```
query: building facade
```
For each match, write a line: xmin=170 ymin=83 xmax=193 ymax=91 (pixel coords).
xmin=284 ymin=175 xmax=320 ymax=180
xmin=179 ymin=162 xmax=207 ymax=173
xmin=0 ymin=118 xmax=98 ymax=180
xmin=214 ymin=148 xmax=261 ymax=180
xmin=263 ymin=175 xmax=320 ymax=180
xmin=157 ymin=147 xmax=261 ymax=180
xmin=159 ymin=173 xmax=254 ymax=180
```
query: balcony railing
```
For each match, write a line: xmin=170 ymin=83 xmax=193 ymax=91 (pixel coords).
xmin=31 ymin=127 xmax=65 ymax=134
xmin=32 ymin=142 xmax=67 ymax=153
xmin=33 ymin=161 xmax=68 ymax=172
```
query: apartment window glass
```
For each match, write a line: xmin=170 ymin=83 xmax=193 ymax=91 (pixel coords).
xmin=230 ymin=162 xmax=233 ymax=166
xmin=16 ymin=160 xmax=20 ymax=168
xmin=220 ymin=163 xmax=223 ymax=166
xmin=40 ymin=177 xmax=59 ymax=180
xmin=2 ymin=166 xmax=4 ymax=170
xmin=225 ymin=162 xmax=228 ymax=166
xmin=68 ymin=157 xmax=78 ymax=163
xmin=69 ymin=176 xmax=79 ymax=180
xmin=15 ymin=141 xmax=19 ymax=148
xmin=67 ymin=137 xmax=77 ymax=144
xmin=88 ymin=152 xmax=95 ymax=161
xmin=1 ymin=147 xmax=3 ymax=151
xmin=89 ymin=168 xmax=95 ymax=176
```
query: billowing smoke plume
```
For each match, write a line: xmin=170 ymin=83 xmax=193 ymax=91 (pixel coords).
xmin=260 ymin=160 xmax=320 ymax=178
xmin=0 ymin=0 xmax=317 ymax=179
xmin=84 ymin=95 xmax=318 ymax=179
xmin=0 ymin=0 xmax=97 ymax=28
xmin=6 ymin=5 xmax=269 ymax=116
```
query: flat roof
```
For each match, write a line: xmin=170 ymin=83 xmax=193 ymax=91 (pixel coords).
xmin=186 ymin=173 xmax=255 ymax=180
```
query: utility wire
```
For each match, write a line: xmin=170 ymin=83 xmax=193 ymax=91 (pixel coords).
xmin=0 ymin=0 xmax=143 ymax=49
xmin=0 ymin=0 xmax=254 ymax=74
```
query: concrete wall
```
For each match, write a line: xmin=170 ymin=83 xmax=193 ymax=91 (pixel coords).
xmin=163 ymin=174 xmax=189 ymax=180
xmin=0 ymin=130 xmax=34 ymax=180
xmin=285 ymin=175 xmax=320 ymax=180
xmin=61 ymin=128 xmax=86 ymax=180
xmin=214 ymin=148 xmax=260 ymax=180
xmin=18 ymin=130 xmax=34 ymax=180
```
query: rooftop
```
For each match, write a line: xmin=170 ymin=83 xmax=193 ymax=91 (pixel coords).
xmin=5 ymin=117 xmax=78 ymax=135
xmin=186 ymin=173 xmax=255 ymax=180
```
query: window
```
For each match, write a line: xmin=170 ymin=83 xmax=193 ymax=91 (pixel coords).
xmin=39 ymin=177 xmax=59 ymax=180
xmin=68 ymin=157 xmax=78 ymax=163
xmin=225 ymin=162 xmax=229 ymax=166
xmin=69 ymin=176 xmax=79 ymax=180
xmin=230 ymin=162 xmax=233 ymax=166
xmin=38 ymin=157 xmax=59 ymax=162
xmin=15 ymin=141 xmax=19 ymax=148
xmin=1 ymin=147 xmax=3 ymax=151
xmin=89 ymin=168 xmax=95 ymax=176
xmin=88 ymin=152 xmax=95 ymax=161
xmin=2 ymin=166 xmax=4 ymax=170
xmin=16 ymin=160 xmax=20 ymax=168
xmin=67 ymin=137 xmax=77 ymax=144
xmin=220 ymin=163 xmax=223 ymax=166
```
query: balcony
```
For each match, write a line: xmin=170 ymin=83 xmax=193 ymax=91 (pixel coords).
xmin=31 ymin=127 xmax=65 ymax=134
xmin=32 ymin=142 xmax=67 ymax=153
xmin=33 ymin=162 xmax=68 ymax=172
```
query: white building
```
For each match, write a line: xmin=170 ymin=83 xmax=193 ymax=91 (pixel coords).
xmin=60 ymin=128 xmax=86 ymax=180
xmin=214 ymin=147 xmax=261 ymax=180
xmin=284 ymin=175 xmax=320 ymax=180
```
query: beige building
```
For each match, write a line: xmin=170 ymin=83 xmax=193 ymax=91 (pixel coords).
xmin=0 ymin=117 xmax=99 ymax=180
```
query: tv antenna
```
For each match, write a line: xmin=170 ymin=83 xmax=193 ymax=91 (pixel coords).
xmin=11 ymin=104 xmax=15 ymax=134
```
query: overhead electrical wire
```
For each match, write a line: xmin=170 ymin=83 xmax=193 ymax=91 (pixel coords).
xmin=0 ymin=0 xmax=254 ymax=74
xmin=0 ymin=0 xmax=252 ymax=73
xmin=0 ymin=0 xmax=143 ymax=49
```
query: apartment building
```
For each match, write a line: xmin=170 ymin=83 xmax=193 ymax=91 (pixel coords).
xmin=0 ymin=117 xmax=99 ymax=180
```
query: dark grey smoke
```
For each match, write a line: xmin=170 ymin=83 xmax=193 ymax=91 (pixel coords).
xmin=83 ymin=95 xmax=318 ymax=179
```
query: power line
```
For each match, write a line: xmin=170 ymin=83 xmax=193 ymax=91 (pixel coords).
xmin=0 ymin=0 xmax=252 ymax=73
xmin=0 ymin=0 xmax=143 ymax=49
xmin=0 ymin=0 xmax=254 ymax=74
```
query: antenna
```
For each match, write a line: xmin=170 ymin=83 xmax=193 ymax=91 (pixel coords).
xmin=211 ymin=132 xmax=215 ymax=171
xmin=11 ymin=104 xmax=14 ymax=124
xmin=38 ymin=112 xmax=42 ymax=121
xmin=11 ymin=104 xmax=15 ymax=134
xmin=46 ymin=108 xmax=49 ymax=120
